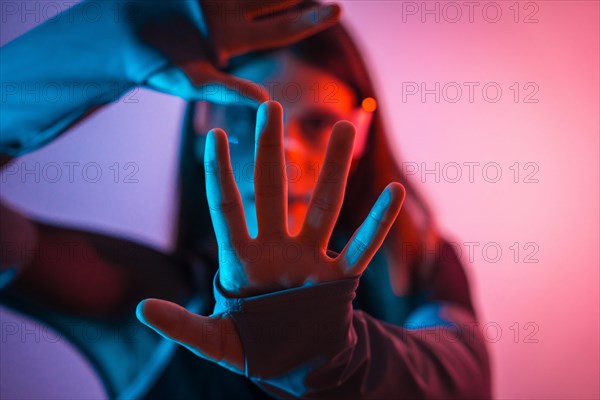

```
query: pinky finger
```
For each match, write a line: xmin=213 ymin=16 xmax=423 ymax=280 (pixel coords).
xmin=338 ymin=183 xmax=405 ymax=276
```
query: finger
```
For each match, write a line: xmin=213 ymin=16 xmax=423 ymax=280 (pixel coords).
xmin=205 ymin=129 xmax=251 ymax=251
xmin=300 ymin=121 xmax=355 ymax=246
xmin=254 ymin=101 xmax=288 ymax=238
xmin=244 ymin=0 xmax=303 ymax=20
xmin=243 ymin=4 xmax=341 ymax=53
xmin=147 ymin=63 xmax=269 ymax=105
xmin=338 ymin=183 xmax=406 ymax=276
xmin=185 ymin=63 xmax=270 ymax=105
xmin=136 ymin=299 xmax=244 ymax=373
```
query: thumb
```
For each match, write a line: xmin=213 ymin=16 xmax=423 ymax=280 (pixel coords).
xmin=136 ymin=299 xmax=244 ymax=374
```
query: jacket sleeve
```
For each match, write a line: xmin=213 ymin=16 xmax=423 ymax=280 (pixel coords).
xmin=211 ymin=243 xmax=492 ymax=399
xmin=0 ymin=0 xmax=209 ymax=157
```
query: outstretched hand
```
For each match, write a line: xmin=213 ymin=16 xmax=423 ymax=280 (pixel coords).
xmin=137 ymin=101 xmax=405 ymax=374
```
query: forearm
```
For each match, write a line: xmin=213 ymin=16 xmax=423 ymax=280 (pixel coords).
xmin=0 ymin=0 xmax=207 ymax=157
xmin=336 ymin=305 xmax=491 ymax=399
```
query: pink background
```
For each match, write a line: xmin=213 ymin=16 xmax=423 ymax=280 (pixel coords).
xmin=1 ymin=1 xmax=598 ymax=398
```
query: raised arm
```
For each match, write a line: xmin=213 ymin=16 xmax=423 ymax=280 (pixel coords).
xmin=1 ymin=0 xmax=340 ymax=157
xmin=0 ymin=0 xmax=341 ymax=282
xmin=1 ymin=0 xmax=180 ymax=156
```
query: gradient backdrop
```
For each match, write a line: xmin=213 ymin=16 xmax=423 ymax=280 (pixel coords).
xmin=1 ymin=1 xmax=598 ymax=399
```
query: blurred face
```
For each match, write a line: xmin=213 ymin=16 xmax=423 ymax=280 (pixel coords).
xmin=195 ymin=51 xmax=368 ymax=236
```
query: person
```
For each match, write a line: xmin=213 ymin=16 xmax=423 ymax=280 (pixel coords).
xmin=0 ymin=0 xmax=491 ymax=398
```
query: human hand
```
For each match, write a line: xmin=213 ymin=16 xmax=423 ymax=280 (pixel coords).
xmin=145 ymin=1 xmax=341 ymax=104
xmin=206 ymin=101 xmax=405 ymax=296
xmin=136 ymin=101 xmax=405 ymax=372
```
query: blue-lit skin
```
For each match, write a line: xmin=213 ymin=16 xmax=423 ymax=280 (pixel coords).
xmin=0 ymin=0 xmax=342 ymax=157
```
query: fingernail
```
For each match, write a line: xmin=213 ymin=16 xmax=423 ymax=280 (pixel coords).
xmin=204 ymin=129 xmax=217 ymax=161
xmin=255 ymin=102 xmax=269 ymax=137
xmin=255 ymin=102 xmax=269 ymax=158
xmin=206 ymin=129 xmax=214 ymax=141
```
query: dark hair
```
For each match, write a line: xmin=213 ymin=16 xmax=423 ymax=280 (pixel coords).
xmin=176 ymin=17 xmax=441 ymax=295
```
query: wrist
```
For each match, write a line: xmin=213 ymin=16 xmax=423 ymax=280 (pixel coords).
xmin=218 ymin=272 xmax=291 ymax=299
xmin=211 ymin=269 xmax=360 ymax=379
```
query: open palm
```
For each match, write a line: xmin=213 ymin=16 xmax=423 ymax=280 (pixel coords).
xmin=137 ymin=101 xmax=405 ymax=374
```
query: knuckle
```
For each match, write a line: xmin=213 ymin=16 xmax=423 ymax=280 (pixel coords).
xmin=312 ymin=196 xmax=337 ymax=213
xmin=173 ymin=306 xmax=188 ymax=340
xmin=352 ymin=238 xmax=368 ymax=253
xmin=210 ymin=199 xmax=241 ymax=214
xmin=204 ymin=161 xmax=218 ymax=174
xmin=368 ymin=210 xmax=385 ymax=225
